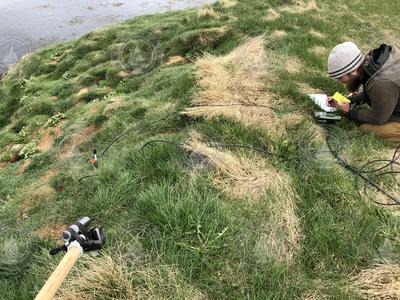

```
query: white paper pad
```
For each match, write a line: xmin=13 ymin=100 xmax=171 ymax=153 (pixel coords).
xmin=308 ymin=94 xmax=337 ymax=112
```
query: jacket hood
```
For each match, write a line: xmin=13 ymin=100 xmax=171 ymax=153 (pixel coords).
xmin=364 ymin=44 xmax=392 ymax=76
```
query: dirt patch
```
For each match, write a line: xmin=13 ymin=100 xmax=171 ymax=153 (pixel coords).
xmin=351 ymin=263 xmax=400 ymax=299
xmin=281 ymin=0 xmax=319 ymax=14
xmin=58 ymin=125 xmax=98 ymax=159
xmin=183 ymin=36 xmax=295 ymax=137
xmin=164 ymin=55 xmax=185 ymax=65
xmin=18 ymin=159 xmax=32 ymax=175
xmin=118 ymin=70 xmax=130 ymax=78
xmin=265 ymin=8 xmax=280 ymax=21
xmin=309 ymin=46 xmax=327 ymax=55
xmin=78 ymin=87 xmax=89 ymax=96
xmin=36 ymin=223 xmax=68 ymax=240
xmin=40 ymin=169 xmax=59 ymax=182
xmin=88 ymin=106 xmax=98 ymax=114
xmin=309 ymin=29 xmax=326 ymax=39
xmin=0 ymin=162 xmax=8 ymax=169
xmin=37 ymin=126 xmax=63 ymax=152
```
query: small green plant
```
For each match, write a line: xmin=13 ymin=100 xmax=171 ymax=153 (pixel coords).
xmin=62 ymin=71 xmax=70 ymax=80
xmin=18 ymin=125 xmax=31 ymax=141
xmin=19 ymin=140 xmax=38 ymax=158
xmin=19 ymin=94 xmax=29 ymax=104
xmin=43 ymin=112 xmax=66 ymax=128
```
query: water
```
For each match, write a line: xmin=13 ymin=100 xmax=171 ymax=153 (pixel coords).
xmin=0 ymin=0 xmax=214 ymax=73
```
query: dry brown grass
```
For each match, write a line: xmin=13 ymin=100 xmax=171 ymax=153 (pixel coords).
xmin=184 ymin=133 xmax=302 ymax=263
xmin=36 ymin=223 xmax=68 ymax=240
xmin=184 ymin=36 xmax=300 ymax=137
xmin=265 ymin=8 xmax=280 ymax=21
xmin=184 ymin=137 xmax=272 ymax=200
xmin=301 ymin=291 xmax=328 ymax=300
xmin=198 ymin=5 xmax=218 ymax=19
xmin=383 ymin=30 xmax=400 ymax=48
xmin=56 ymin=255 xmax=206 ymax=300
xmin=164 ymin=55 xmax=185 ymax=65
xmin=103 ymin=95 xmax=128 ymax=114
xmin=118 ymin=70 xmax=130 ymax=78
xmin=298 ymin=82 xmax=324 ymax=94
xmin=270 ymin=30 xmax=288 ymax=39
xmin=281 ymin=0 xmax=320 ymax=14
xmin=308 ymin=122 xmax=326 ymax=145
xmin=309 ymin=46 xmax=327 ymax=56
xmin=309 ymin=29 xmax=326 ymax=39
xmin=218 ymin=0 xmax=237 ymax=8
xmin=286 ymin=56 xmax=303 ymax=74
xmin=351 ymin=263 xmax=400 ymax=299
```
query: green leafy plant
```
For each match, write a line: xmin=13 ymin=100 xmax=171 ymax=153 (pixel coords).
xmin=43 ymin=112 xmax=66 ymax=128
xmin=19 ymin=140 xmax=38 ymax=158
xmin=17 ymin=125 xmax=31 ymax=141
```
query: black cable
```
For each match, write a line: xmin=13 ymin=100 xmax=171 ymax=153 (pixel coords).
xmin=76 ymin=99 xmax=400 ymax=206
xmin=78 ymin=110 xmax=180 ymax=182
xmin=80 ymin=112 xmax=400 ymax=207
xmin=325 ymin=125 xmax=400 ymax=206
xmin=99 ymin=110 xmax=180 ymax=158
xmin=79 ymin=103 xmax=275 ymax=182
xmin=78 ymin=174 xmax=98 ymax=183
xmin=139 ymin=139 xmax=285 ymax=159
xmin=191 ymin=103 xmax=272 ymax=109
xmin=204 ymin=143 xmax=285 ymax=158
xmin=140 ymin=139 xmax=184 ymax=150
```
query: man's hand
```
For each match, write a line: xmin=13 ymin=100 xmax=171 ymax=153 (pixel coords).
xmin=327 ymin=96 xmax=336 ymax=107
xmin=327 ymin=96 xmax=350 ymax=112
xmin=337 ymin=102 xmax=350 ymax=112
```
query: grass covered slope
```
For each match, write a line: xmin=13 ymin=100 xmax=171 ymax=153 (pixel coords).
xmin=0 ymin=0 xmax=400 ymax=298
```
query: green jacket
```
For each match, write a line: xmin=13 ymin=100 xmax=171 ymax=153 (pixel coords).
xmin=348 ymin=44 xmax=400 ymax=124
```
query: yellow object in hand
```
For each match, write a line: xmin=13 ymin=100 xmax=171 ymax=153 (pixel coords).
xmin=332 ymin=92 xmax=351 ymax=104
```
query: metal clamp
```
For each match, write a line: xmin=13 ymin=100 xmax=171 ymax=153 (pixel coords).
xmin=50 ymin=217 xmax=105 ymax=255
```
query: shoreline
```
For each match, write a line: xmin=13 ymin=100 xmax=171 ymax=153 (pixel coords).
xmin=0 ymin=0 xmax=215 ymax=74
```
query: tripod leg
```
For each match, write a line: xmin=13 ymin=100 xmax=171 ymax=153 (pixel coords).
xmin=35 ymin=242 xmax=82 ymax=300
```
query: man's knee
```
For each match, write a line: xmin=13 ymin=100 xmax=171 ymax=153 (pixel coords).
xmin=359 ymin=122 xmax=400 ymax=142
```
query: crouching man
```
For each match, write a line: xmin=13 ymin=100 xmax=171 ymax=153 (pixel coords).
xmin=327 ymin=41 xmax=400 ymax=142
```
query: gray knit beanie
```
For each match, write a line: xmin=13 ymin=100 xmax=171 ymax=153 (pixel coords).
xmin=327 ymin=42 xmax=365 ymax=79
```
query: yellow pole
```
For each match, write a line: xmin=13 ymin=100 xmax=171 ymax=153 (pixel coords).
xmin=35 ymin=242 xmax=82 ymax=300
